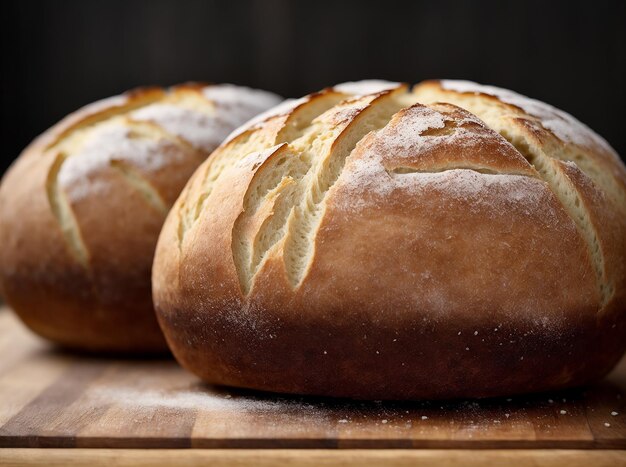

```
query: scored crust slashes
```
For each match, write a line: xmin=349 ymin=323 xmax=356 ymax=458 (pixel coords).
xmin=177 ymin=81 xmax=625 ymax=308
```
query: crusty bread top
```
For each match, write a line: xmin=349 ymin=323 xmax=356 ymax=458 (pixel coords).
xmin=38 ymin=83 xmax=282 ymax=153
xmin=412 ymin=80 xmax=626 ymax=307
xmin=167 ymin=80 xmax=626 ymax=317
xmin=11 ymin=84 xmax=281 ymax=268
xmin=414 ymin=80 xmax=626 ymax=207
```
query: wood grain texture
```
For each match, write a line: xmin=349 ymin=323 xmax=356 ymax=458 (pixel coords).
xmin=0 ymin=449 xmax=625 ymax=467
xmin=0 ymin=309 xmax=624 ymax=449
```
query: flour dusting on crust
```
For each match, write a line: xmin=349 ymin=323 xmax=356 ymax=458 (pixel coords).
xmin=334 ymin=80 xmax=402 ymax=96
xmin=223 ymin=97 xmax=304 ymax=144
xmin=58 ymin=123 xmax=184 ymax=201
xmin=439 ymin=80 xmax=614 ymax=154
xmin=57 ymin=85 xmax=282 ymax=202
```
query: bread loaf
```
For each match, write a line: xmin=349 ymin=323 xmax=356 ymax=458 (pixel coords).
xmin=0 ymin=83 xmax=282 ymax=352
xmin=153 ymin=80 xmax=626 ymax=399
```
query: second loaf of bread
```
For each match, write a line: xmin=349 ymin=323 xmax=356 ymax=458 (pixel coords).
xmin=0 ymin=83 xmax=282 ymax=352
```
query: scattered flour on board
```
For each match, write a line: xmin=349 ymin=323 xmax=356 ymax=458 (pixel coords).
xmin=89 ymin=385 xmax=326 ymax=417
xmin=83 ymin=382 xmax=610 ymax=437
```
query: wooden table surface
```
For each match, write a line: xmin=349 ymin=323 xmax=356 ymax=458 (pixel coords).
xmin=0 ymin=308 xmax=624 ymax=465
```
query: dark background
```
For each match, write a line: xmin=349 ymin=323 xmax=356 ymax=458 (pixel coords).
xmin=1 ymin=0 xmax=624 ymax=174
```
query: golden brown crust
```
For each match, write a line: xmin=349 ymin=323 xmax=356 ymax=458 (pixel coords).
xmin=0 ymin=84 xmax=282 ymax=352
xmin=413 ymin=80 xmax=626 ymax=206
xmin=153 ymin=80 xmax=626 ymax=398
xmin=412 ymin=80 xmax=626 ymax=312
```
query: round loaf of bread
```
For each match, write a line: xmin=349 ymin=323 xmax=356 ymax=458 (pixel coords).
xmin=0 ymin=83 xmax=282 ymax=352
xmin=153 ymin=80 xmax=626 ymax=398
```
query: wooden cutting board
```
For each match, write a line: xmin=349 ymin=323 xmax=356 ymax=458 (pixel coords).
xmin=0 ymin=308 xmax=624 ymax=450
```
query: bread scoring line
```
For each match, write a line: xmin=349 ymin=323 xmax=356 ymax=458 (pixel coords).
xmin=46 ymin=151 xmax=90 ymax=267
xmin=175 ymin=91 xmax=350 ymax=249
xmin=176 ymin=81 xmax=616 ymax=308
xmin=232 ymin=144 xmax=306 ymax=294
xmin=108 ymin=160 xmax=168 ymax=215
xmin=413 ymin=83 xmax=616 ymax=309
xmin=185 ymin=87 xmax=580 ymax=295
xmin=282 ymin=92 xmax=410 ymax=288
xmin=434 ymin=81 xmax=626 ymax=211
xmin=44 ymin=93 xmax=214 ymax=267
xmin=498 ymin=128 xmax=612 ymax=307
xmin=228 ymin=90 xmax=414 ymax=294
xmin=387 ymin=166 xmax=537 ymax=177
